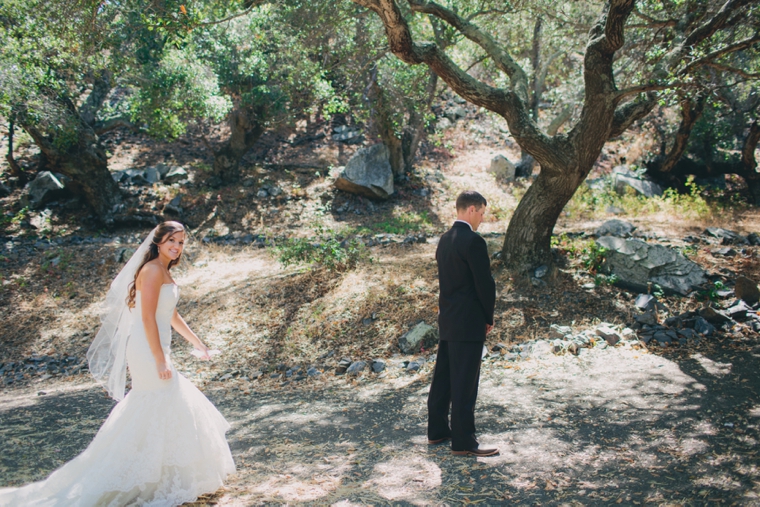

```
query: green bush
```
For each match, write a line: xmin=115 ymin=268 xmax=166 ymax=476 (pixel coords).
xmin=276 ymin=228 xmax=370 ymax=272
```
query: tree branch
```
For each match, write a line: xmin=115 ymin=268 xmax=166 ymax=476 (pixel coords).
xmin=406 ymin=0 xmax=530 ymax=101
xmin=197 ymin=0 xmax=268 ymax=27
xmin=705 ymin=62 xmax=760 ymax=80
xmin=680 ymin=33 xmax=760 ymax=75
xmin=631 ymin=8 xmax=678 ymax=28
xmin=93 ymin=117 xmax=137 ymax=135
xmin=667 ymin=0 xmax=756 ymax=69
xmin=609 ymin=92 xmax=658 ymax=138
xmin=616 ymin=82 xmax=687 ymax=99
xmin=659 ymin=94 xmax=707 ymax=173
xmin=547 ymin=105 xmax=574 ymax=136
xmin=79 ymin=70 xmax=112 ymax=127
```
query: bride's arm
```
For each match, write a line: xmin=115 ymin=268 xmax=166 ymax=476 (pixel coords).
xmin=171 ymin=310 xmax=211 ymax=359
xmin=139 ymin=265 xmax=173 ymax=380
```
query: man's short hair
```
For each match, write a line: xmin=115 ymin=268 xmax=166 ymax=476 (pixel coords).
xmin=455 ymin=190 xmax=487 ymax=211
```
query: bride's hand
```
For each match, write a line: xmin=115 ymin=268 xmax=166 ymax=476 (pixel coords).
xmin=156 ymin=361 xmax=172 ymax=380
xmin=194 ymin=345 xmax=212 ymax=361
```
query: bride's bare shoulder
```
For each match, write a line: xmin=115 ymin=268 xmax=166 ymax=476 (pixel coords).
xmin=136 ymin=261 xmax=166 ymax=290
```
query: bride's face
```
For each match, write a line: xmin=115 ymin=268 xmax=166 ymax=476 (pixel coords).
xmin=158 ymin=231 xmax=185 ymax=260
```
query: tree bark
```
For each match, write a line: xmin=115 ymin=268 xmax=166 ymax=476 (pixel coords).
xmin=5 ymin=118 xmax=27 ymax=183
xmin=502 ymin=168 xmax=584 ymax=272
xmin=21 ymin=119 xmax=122 ymax=223
xmin=212 ymin=106 xmax=264 ymax=184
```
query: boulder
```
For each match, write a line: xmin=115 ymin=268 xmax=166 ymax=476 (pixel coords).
xmin=595 ymin=219 xmax=635 ymax=237
xmin=163 ymin=166 xmax=188 ymax=184
xmin=26 ymin=171 xmax=67 ymax=208
xmin=334 ymin=144 xmax=394 ymax=200
xmin=612 ymin=166 xmax=664 ymax=198
xmin=597 ymin=236 xmax=707 ymax=295
xmin=735 ymin=276 xmax=760 ymax=305
xmin=488 ymin=155 xmax=516 ymax=181
xmin=398 ymin=322 xmax=439 ymax=354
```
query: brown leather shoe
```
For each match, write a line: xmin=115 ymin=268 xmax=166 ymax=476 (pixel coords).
xmin=428 ymin=437 xmax=451 ymax=445
xmin=452 ymin=447 xmax=499 ymax=457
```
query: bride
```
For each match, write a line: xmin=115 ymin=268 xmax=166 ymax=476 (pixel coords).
xmin=0 ymin=221 xmax=235 ymax=506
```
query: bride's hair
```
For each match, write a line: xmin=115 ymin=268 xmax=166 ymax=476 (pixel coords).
xmin=127 ymin=221 xmax=186 ymax=308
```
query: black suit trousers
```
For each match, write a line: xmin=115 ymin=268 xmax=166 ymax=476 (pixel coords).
xmin=427 ymin=340 xmax=483 ymax=451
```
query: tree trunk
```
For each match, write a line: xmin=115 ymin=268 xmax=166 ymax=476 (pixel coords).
xmin=22 ymin=121 xmax=122 ymax=223
xmin=212 ymin=107 xmax=264 ymax=184
xmin=501 ymin=168 xmax=583 ymax=273
xmin=5 ymin=118 xmax=27 ymax=183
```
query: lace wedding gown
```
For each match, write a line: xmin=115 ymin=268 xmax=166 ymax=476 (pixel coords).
xmin=0 ymin=284 xmax=235 ymax=506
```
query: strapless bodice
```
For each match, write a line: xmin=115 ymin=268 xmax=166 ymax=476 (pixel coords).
xmin=132 ymin=284 xmax=179 ymax=349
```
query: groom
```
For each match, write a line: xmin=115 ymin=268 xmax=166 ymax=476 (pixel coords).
xmin=427 ymin=190 xmax=498 ymax=456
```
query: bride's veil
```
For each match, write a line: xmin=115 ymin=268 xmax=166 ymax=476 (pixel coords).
xmin=87 ymin=226 xmax=158 ymax=401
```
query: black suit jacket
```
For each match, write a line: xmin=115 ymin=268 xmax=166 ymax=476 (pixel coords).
xmin=436 ymin=221 xmax=496 ymax=342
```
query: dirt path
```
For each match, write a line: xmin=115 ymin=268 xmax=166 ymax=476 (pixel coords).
xmin=2 ymin=340 xmax=759 ymax=506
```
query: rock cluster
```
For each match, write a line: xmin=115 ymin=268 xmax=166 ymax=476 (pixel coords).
xmin=112 ymin=164 xmax=188 ymax=186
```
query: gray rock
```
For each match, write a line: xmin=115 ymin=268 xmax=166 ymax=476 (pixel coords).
xmin=268 ymin=186 xmax=283 ymax=197
xmin=155 ymin=163 xmax=172 ymax=178
xmin=256 ymin=189 xmax=269 ymax=198
xmin=436 ymin=117 xmax=453 ymax=131
xmin=704 ymin=227 xmax=748 ymax=245
xmin=653 ymin=331 xmax=672 ymax=346
xmin=488 ymin=155 xmax=516 ymax=181
xmin=595 ymin=219 xmax=635 ymax=238
xmin=347 ymin=361 xmax=366 ymax=375
xmin=398 ymin=322 xmax=439 ymax=354
xmin=597 ymin=236 xmax=707 ymax=295
xmin=143 ymin=166 xmax=161 ymax=184
xmin=613 ymin=166 xmax=664 ymax=197
xmin=164 ymin=167 xmax=188 ymax=184
xmin=336 ymin=357 xmax=352 ymax=375
xmin=747 ymin=233 xmax=760 ymax=246
xmin=635 ymin=311 xmax=658 ymax=326
xmin=678 ymin=328 xmax=698 ymax=340
xmin=694 ymin=317 xmax=716 ymax=336
xmin=163 ymin=195 xmax=183 ymax=215
xmin=26 ymin=171 xmax=67 ymax=208
xmin=595 ymin=325 xmax=621 ymax=346
xmin=606 ymin=206 xmax=625 ymax=215
xmin=726 ymin=300 xmax=751 ymax=320
xmin=444 ymin=105 xmax=467 ymax=122
xmin=334 ymin=144 xmax=394 ymax=200
xmin=712 ymin=247 xmax=737 ymax=257
xmin=549 ymin=324 xmax=573 ymax=339
xmin=371 ymin=359 xmax=386 ymax=373
xmin=735 ymin=276 xmax=760 ymax=305
xmin=698 ymin=306 xmax=732 ymax=326
xmin=307 ymin=367 xmax=321 ymax=377
xmin=534 ymin=265 xmax=549 ymax=278
xmin=406 ymin=360 xmax=423 ymax=372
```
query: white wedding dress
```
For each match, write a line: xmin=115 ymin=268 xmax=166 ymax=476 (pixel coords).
xmin=0 ymin=284 xmax=235 ymax=506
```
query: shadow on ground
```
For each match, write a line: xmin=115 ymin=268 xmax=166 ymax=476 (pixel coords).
xmin=2 ymin=340 xmax=758 ymax=505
